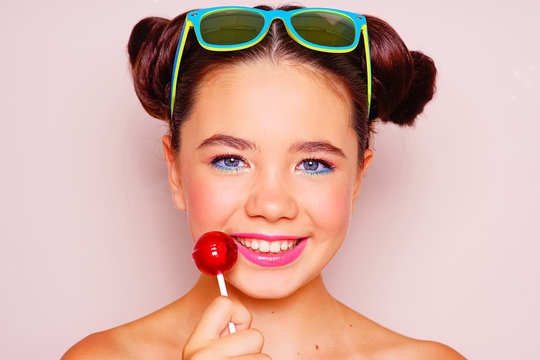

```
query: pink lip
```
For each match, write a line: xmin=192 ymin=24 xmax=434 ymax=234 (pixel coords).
xmin=231 ymin=235 xmax=308 ymax=267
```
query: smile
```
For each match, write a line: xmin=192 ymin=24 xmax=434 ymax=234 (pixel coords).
xmin=231 ymin=233 xmax=308 ymax=267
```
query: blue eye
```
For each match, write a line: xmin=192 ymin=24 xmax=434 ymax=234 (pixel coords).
xmin=296 ymin=159 xmax=334 ymax=174
xmin=211 ymin=155 xmax=248 ymax=172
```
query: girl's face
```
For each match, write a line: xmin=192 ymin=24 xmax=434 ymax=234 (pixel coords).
xmin=164 ymin=60 xmax=372 ymax=299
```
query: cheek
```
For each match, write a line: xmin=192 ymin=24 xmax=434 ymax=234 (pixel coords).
xmin=301 ymin=177 xmax=353 ymax=235
xmin=182 ymin=171 xmax=245 ymax=235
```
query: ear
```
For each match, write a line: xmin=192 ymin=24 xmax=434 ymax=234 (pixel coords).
xmin=351 ymin=148 xmax=373 ymax=213
xmin=162 ymin=135 xmax=187 ymax=211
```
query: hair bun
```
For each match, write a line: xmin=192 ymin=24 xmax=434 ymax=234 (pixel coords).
xmin=386 ymin=50 xmax=437 ymax=126
xmin=366 ymin=15 xmax=437 ymax=127
xmin=127 ymin=16 xmax=182 ymax=120
xmin=128 ymin=17 xmax=168 ymax=67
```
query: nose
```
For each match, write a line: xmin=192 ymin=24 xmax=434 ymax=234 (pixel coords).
xmin=244 ymin=168 xmax=299 ymax=223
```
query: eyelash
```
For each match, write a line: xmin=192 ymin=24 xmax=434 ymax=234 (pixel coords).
xmin=296 ymin=157 xmax=335 ymax=175
xmin=209 ymin=154 xmax=335 ymax=175
xmin=210 ymin=154 xmax=249 ymax=173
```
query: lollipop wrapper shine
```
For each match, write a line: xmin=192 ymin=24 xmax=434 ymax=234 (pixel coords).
xmin=192 ymin=231 xmax=238 ymax=276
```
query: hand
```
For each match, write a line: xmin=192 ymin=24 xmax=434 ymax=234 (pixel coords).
xmin=182 ymin=296 xmax=271 ymax=359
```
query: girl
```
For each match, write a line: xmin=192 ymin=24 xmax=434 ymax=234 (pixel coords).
xmin=63 ymin=4 xmax=465 ymax=359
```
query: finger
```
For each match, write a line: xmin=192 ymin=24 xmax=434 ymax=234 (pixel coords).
xmin=232 ymin=354 xmax=272 ymax=360
xmin=207 ymin=328 xmax=265 ymax=356
xmin=192 ymin=296 xmax=253 ymax=341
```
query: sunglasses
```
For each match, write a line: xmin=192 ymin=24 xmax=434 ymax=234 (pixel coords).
xmin=170 ymin=6 xmax=372 ymax=119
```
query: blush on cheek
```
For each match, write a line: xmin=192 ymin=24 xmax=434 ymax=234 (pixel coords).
xmin=306 ymin=183 xmax=353 ymax=236
xmin=183 ymin=175 xmax=242 ymax=235
xmin=185 ymin=179 xmax=218 ymax=230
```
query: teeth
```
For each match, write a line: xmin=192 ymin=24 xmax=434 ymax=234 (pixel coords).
xmin=259 ymin=240 xmax=270 ymax=252
xmin=270 ymin=241 xmax=281 ymax=253
xmin=236 ymin=237 xmax=302 ymax=253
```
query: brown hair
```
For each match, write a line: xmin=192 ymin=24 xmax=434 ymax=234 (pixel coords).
xmin=127 ymin=4 xmax=437 ymax=168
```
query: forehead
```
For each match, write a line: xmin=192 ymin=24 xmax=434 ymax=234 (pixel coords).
xmin=195 ymin=60 xmax=351 ymax=118
xmin=183 ymin=60 xmax=356 ymax=151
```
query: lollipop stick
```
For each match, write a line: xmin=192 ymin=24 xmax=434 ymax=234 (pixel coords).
xmin=217 ymin=272 xmax=236 ymax=334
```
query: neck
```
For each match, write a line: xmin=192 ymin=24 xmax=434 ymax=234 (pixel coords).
xmin=184 ymin=273 xmax=342 ymax=356
xmin=233 ymin=273 xmax=334 ymax=319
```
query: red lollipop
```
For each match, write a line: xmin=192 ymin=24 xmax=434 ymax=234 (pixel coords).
xmin=192 ymin=231 xmax=238 ymax=276
xmin=192 ymin=231 xmax=238 ymax=334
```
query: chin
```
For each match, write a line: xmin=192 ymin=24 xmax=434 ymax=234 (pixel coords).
xmin=232 ymin=282 xmax=296 ymax=300
xmin=226 ymin=270 xmax=305 ymax=300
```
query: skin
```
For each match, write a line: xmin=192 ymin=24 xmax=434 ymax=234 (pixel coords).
xmin=62 ymin=60 xmax=466 ymax=359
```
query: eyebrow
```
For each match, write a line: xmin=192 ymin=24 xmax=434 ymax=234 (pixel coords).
xmin=197 ymin=134 xmax=257 ymax=151
xmin=288 ymin=140 xmax=346 ymax=158
xmin=197 ymin=134 xmax=345 ymax=158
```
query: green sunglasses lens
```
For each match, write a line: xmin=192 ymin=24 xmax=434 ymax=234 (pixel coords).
xmin=201 ymin=10 xmax=265 ymax=45
xmin=291 ymin=11 xmax=355 ymax=47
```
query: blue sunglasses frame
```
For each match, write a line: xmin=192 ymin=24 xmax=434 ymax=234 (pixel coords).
xmin=170 ymin=6 xmax=372 ymax=119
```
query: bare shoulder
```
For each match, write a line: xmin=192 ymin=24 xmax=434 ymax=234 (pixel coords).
xmin=389 ymin=339 xmax=466 ymax=360
xmin=60 ymin=328 xmax=130 ymax=359
xmin=61 ymin=321 xmax=184 ymax=359
xmin=61 ymin=298 xmax=192 ymax=360
xmin=336 ymin=303 xmax=465 ymax=359
xmin=362 ymin=321 xmax=466 ymax=360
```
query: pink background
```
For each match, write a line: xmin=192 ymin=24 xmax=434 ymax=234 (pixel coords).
xmin=1 ymin=0 xmax=539 ymax=359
